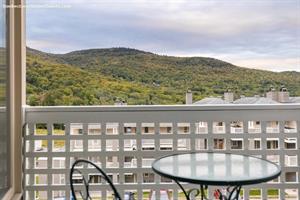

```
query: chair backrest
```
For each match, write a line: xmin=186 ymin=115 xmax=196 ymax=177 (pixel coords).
xmin=70 ymin=159 xmax=122 ymax=200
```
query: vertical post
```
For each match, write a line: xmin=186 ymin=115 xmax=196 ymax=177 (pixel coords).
xmin=64 ymin=123 xmax=71 ymax=200
xmin=8 ymin=0 xmax=26 ymax=198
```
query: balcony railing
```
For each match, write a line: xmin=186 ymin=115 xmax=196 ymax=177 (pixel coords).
xmin=23 ymin=104 xmax=300 ymax=200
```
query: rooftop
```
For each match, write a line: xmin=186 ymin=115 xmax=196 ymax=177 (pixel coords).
xmin=233 ymin=96 xmax=279 ymax=104
xmin=194 ymin=97 xmax=229 ymax=105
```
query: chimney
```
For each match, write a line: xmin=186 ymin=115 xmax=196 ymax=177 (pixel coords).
xmin=224 ymin=89 xmax=234 ymax=103
xmin=278 ymin=86 xmax=290 ymax=103
xmin=185 ymin=90 xmax=193 ymax=104
xmin=266 ymin=86 xmax=278 ymax=102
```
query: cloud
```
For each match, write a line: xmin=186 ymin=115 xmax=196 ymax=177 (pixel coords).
xmin=26 ymin=0 xmax=300 ymax=71
xmin=232 ymin=58 xmax=300 ymax=72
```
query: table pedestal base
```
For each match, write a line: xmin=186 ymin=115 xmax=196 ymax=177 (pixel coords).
xmin=175 ymin=180 xmax=242 ymax=200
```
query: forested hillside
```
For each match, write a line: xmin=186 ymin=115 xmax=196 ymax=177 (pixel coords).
xmin=26 ymin=47 xmax=300 ymax=105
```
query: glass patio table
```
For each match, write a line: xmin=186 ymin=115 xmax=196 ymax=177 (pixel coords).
xmin=152 ymin=152 xmax=281 ymax=200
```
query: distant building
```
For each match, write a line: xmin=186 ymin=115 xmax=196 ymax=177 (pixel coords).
xmin=194 ymin=97 xmax=229 ymax=104
xmin=186 ymin=86 xmax=300 ymax=105
xmin=289 ymin=97 xmax=300 ymax=103
xmin=233 ymin=96 xmax=278 ymax=104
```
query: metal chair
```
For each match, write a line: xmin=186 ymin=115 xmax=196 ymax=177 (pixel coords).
xmin=70 ymin=159 xmax=134 ymax=200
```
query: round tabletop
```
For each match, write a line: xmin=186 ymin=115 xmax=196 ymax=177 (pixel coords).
xmin=152 ymin=152 xmax=281 ymax=186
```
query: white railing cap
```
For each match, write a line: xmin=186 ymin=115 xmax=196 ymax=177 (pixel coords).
xmin=24 ymin=104 xmax=300 ymax=112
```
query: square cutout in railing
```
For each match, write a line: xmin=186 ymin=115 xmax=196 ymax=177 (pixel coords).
xmin=106 ymin=123 xmax=119 ymax=135
xmin=124 ymin=123 xmax=137 ymax=135
xmin=34 ymin=123 xmax=48 ymax=135
xmin=70 ymin=123 xmax=83 ymax=135
xmin=34 ymin=140 xmax=48 ymax=152
xmin=53 ymin=123 xmax=65 ymax=135
xmin=88 ymin=123 xmax=101 ymax=135
xmin=52 ymin=140 xmax=65 ymax=152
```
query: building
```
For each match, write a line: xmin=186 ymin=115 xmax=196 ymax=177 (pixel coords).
xmin=185 ymin=86 xmax=300 ymax=105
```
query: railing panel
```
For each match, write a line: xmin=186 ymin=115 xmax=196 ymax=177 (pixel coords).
xmin=23 ymin=105 xmax=300 ymax=200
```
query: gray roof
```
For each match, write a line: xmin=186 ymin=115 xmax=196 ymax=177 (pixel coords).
xmin=193 ymin=95 xmax=300 ymax=105
xmin=194 ymin=97 xmax=229 ymax=105
xmin=233 ymin=97 xmax=279 ymax=104
xmin=289 ymin=97 xmax=300 ymax=103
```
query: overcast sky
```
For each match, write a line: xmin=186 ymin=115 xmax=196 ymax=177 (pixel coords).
xmin=26 ymin=0 xmax=300 ymax=72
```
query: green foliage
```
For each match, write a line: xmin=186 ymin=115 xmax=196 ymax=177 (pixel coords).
xmin=0 ymin=48 xmax=7 ymax=106
xmin=26 ymin=47 xmax=300 ymax=105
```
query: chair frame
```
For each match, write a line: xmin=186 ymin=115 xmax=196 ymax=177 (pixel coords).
xmin=70 ymin=159 xmax=122 ymax=200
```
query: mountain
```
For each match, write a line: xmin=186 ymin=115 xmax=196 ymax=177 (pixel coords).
xmin=26 ymin=47 xmax=300 ymax=105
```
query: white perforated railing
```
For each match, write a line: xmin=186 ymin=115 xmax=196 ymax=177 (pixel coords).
xmin=23 ymin=105 xmax=300 ymax=200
